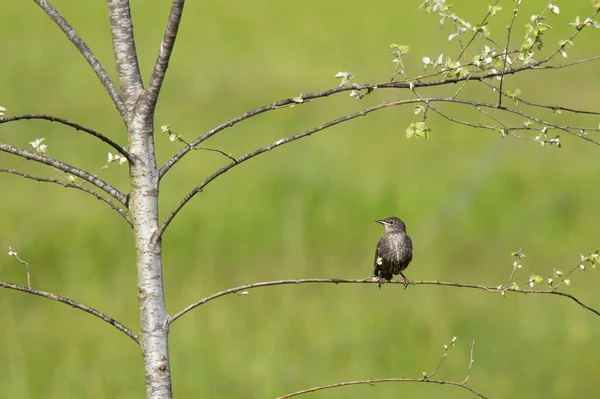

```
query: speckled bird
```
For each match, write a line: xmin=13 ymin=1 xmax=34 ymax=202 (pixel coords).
xmin=373 ymin=217 xmax=413 ymax=289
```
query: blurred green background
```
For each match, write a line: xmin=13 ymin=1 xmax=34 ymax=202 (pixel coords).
xmin=1 ymin=0 xmax=599 ymax=398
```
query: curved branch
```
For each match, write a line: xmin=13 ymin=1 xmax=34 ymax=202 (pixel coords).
xmin=278 ymin=377 xmax=485 ymax=399
xmin=33 ymin=0 xmax=127 ymax=122
xmin=159 ymin=54 xmax=600 ymax=180
xmin=0 ymin=280 xmax=139 ymax=344
xmin=142 ymin=0 xmax=186 ymax=115
xmin=157 ymin=95 xmax=599 ymax=238
xmin=108 ymin=0 xmax=144 ymax=112
xmin=0 ymin=143 xmax=128 ymax=205
xmin=168 ymin=278 xmax=599 ymax=325
xmin=0 ymin=168 xmax=132 ymax=227
xmin=0 ymin=114 xmax=134 ymax=163
xmin=278 ymin=339 xmax=483 ymax=398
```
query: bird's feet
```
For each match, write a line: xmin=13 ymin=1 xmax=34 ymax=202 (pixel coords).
xmin=378 ymin=275 xmax=384 ymax=290
xmin=402 ymin=275 xmax=410 ymax=289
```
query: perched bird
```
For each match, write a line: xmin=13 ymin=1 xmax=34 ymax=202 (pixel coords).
xmin=373 ymin=217 xmax=413 ymax=289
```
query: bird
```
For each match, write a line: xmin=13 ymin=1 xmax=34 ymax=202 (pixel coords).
xmin=373 ymin=216 xmax=413 ymax=289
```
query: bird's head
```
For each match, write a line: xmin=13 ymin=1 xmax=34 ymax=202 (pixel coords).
xmin=376 ymin=216 xmax=406 ymax=233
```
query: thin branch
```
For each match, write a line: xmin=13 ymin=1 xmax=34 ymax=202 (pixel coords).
xmin=107 ymin=0 xmax=144 ymax=113
xmin=0 ymin=280 xmax=139 ymax=344
xmin=277 ymin=339 xmax=482 ymax=399
xmin=0 ymin=168 xmax=132 ymax=227
xmin=276 ymin=376 xmax=486 ymax=399
xmin=277 ymin=339 xmax=486 ymax=399
xmin=33 ymin=0 xmax=127 ymax=122
xmin=461 ymin=340 xmax=476 ymax=385
xmin=498 ymin=3 xmax=519 ymax=106
xmin=158 ymin=94 xmax=600 ymax=238
xmin=168 ymin=278 xmax=600 ymax=325
xmin=0 ymin=114 xmax=134 ymax=163
xmin=0 ymin=143 xmax=128 ymax=205
xmin=143 ymin=0 xmax=186 ymax=114
xmin=455 ymin=0 xmax=500 ymax=61
xmin=159 ymin=55 xmax=600 ymax=180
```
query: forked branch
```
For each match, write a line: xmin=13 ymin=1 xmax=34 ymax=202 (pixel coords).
xmin=276 ymin=339 xmax=484 ymax=399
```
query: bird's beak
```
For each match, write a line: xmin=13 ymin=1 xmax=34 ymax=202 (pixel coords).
xmin=375 ymin=219 xmax=387 ymax=225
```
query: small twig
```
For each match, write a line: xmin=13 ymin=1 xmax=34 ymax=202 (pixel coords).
xmin=0 ymin=168 xmax=132 ymax=227
xmin=176 ymin=136 xmax=237 ymax=164
xmin=7 ymin=247 xmax=31 ymax=288
xmin=498 ymin=2 xmax=520 ymax=106
xmin=461 ymin=340 xmax=476 ymax=385
xmin=168 ymin=277 xmax=600 ymax=325
xmin=0 ymin=279 xmax=139 ymax=344
xmin=422 ymin=336 xmax=457 ymax=380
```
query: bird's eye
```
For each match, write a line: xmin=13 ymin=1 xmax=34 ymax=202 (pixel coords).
xmin=388 ymin=220 xmax=394 ymax=224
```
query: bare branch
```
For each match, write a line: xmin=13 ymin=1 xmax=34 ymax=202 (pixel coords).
xmin=462 ymin=340 xmax=476 ymax=385
xmin=0 ymin=168 xmax=132 ymax=227
xmin=0 ymin=114 xmax=134 ymax=163
xmin=0 ymin=280 xmax=139 ymax=344
xmin=158 ymin=93 xmax=600 ymax=238
xmin=168 ymin=278 xmax=600 ymax=325
xmin=276 ymin=339 xmax=486 ymax=399
xmin=107 ymin=0 xmax=144 ymax=112
xmin=33 ymin=0 xmax=127 ymax=121
xmin=143 ymin=0 xmax=186 ymax=114
xmin=0 ymin=143 xmax=128 ymax=205
xmin=159 ymin=52 xmax=600 ymax=179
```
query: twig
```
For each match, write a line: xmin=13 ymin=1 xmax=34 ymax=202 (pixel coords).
xmin=0 ymin=143 xmax=128 ymax=205
xmin=276 ymin=339 xmax=486 ymax=399
xmin=8 ymin=247 xmax=31 ymax=288
xmin=168 ymin=277 xmax=600 ymax=325
xmin=498 ymin=2 xmax=520 ymax=106
xmin=0 ymin=279 xmax=139 ymax=344
xmin=0 ymin=168 xmax=132 ymax=227
xmin=462 ymin=340 xmax=476 ymax=385
xmin=33 ymin=0 xmax=127 ymax=122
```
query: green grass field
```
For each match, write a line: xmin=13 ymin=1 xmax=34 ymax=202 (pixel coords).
xmin=1 ymin=1 xmax=599 ymax=398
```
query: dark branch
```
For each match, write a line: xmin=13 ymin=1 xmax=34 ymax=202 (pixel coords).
xmin=33 ymin=0 xmax=128 ymax=122
xmin=168 ymin=278 xmax=599 ymax=325
xmin=0 ymin=280 xmax=139 ymax=344
xmin=0 ymin=143 xmax=128 ymax=205
xmin=107 ymin=0 xmax=144 ymax=112
xmin=0 ymin=168 xmax=132 ymax=227
xmin=159 ymin=56 xmax=600 ymax=179
xmin=158 ymin=95 xmax=599 ymax=237
xmin=143 ymin=0 xmax=186 ymax=114
xmin=0 ymin=114 xmax=134 ymax=163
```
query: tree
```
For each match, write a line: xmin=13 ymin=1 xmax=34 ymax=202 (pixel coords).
xmin=1 ymin=0 xmax=599 ymax=398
